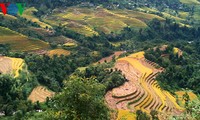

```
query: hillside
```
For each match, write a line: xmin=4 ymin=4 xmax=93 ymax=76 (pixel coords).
xmin=41 ymin=6 xmax=196 ymax=36
xmin=43 ymin=7 xmax=165 ymax=36
xmin=0 ymin=26 xmax=49 ymax=52
xmin=105 ymin=51 xmax=184 ymax=119
xmin=1 ymin=1 xmax=200 ymax=120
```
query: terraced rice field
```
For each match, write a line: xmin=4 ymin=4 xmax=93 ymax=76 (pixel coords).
xmin=66 ymin=22 xmax=99 ymax=36
xmin=105 ymin=51 xmax=184 ymax=119
xmin=44 ymin=7 xmax=191 ymax=36
xmin=0 ymin=26 xmax=49 ymax=51
xmin=20 ymin=28 xmax=76 ymax=46
xmin=43 ymin=7 xmax=161 ymax=36
xmin=180 ymin=0 xmax=200 ymax=4
xmin=9 ymin=57 xmax=24 ymax=78
xmin=0 ymin=57 xmax=12 ymax=74
xmin=111 ymin=9 xmax=164 ymax=22
xmin=0 ymin=56 xmax=24 ymax=77
xmin=28 ymin=86 xmax=55 ymax=103
xmin=137 ymin=7 xmax=190 ymax=27
xmin=162 ymin=12 xmax=184 ymax=22
xmin=48 ymin=49 xmax=71 ymax=57
xmin=0 ymin=12 xmax=17 ymax=19
xmin=22 ymin=7 xmax=52 ymax=28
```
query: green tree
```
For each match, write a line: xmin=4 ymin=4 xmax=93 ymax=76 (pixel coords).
xmin=183 ymin=92 xmax=190 ymax=112
xmin=0 ymin=75 xmax=17 ymax=116
xmin=171 ymin=99 xmax=200 ymax=120
xmin=150 ymin=110 xmax=159 ymax=120
xmin=46 ymin=76 xmax=109 ymax=120
xmin=136 ymin=110 xmax=150 ymax=120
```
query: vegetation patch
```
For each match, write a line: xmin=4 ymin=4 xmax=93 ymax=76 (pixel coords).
xmin=175 ymin=91 xmax=198 ymax=107
xmin=66 ymin=22 xmax=98 ymax=36
xmin=117 ymin=110 xmax=136 ymax=120
xmin=48 ymin=49 xmax=71 ymax=57
xmin=162 ymin=12 xmax=184 ymax=22
xmin=180 ymin=0 xmax=200 ymax=5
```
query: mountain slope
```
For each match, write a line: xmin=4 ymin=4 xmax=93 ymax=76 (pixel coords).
xmin=0 ymin=26 xmax=49 ymax=52
xmin=105 ymin=51 xmax=184 ymax=119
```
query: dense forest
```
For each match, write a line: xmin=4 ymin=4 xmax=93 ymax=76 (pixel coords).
xmin=145 ymin=45 xmax=200 ymax=94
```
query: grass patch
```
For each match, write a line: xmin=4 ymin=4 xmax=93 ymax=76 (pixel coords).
xmin=117 ymin=110 xmax=136 ymax=120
